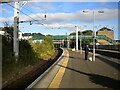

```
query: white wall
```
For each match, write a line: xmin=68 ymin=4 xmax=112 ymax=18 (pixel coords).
xmin=0 ymin=31 xmax=5 ymax=35
xmin=32 ymin=40 xmax=43 ymax=43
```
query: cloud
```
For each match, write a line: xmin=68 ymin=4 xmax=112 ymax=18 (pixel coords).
xmin=26 ymin=2 xmax=55 ymax=12
xmin=36 ymin=9 xmax=118 ymax=24
xmin=20 ymin=24 xmax=82 ymax=30
xmin=20 ymin=24 xmax=118 ymax=31
xmin=0 ymin=8 xmax=12 ymax=14
xmin=0 ymin=9 xmax=118 ymax=24
xmin=0 ymin=17 xmax=14 ymax=23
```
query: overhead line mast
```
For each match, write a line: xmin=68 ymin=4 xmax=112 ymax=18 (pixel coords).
xmin=14 ymin=2 xmax=20 ymax=57
xmin=5 ymin=1 xmax=47 ymax=57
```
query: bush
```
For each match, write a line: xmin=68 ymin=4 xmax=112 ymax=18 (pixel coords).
xmin=2 ymin=26 xmax=55 ymax=81
xmin=19 ymin=40 xmax=39 ymax=66
xmin=2 ymin=26 xmax=55 ymax=87
xmin=2 ymin=38 xmax=39 ymax=74
xmin=31 ymin=36 xmax=55 ymax=59
xmin=2 ymin=27 xmax=39 ymax=74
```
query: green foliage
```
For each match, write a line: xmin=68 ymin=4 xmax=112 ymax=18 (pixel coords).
xmin=70 ymin=31 xmax=82 ymax=35
xmin=82 ymin=30 xmax=93 ymax=35
xmin=31 ymin=36 xmax=54 ymax=59
xmin=70 ymin=32 xmax=76 ymax=35
xmin=2 ymin=27 xmax=39 ymax=75
xmin=2 ymin=26 xmax=14 ymax=39
xmin=70 ymin=30 xmax=93 ymax=45
xmin=19 ymin=40 xmax=39 ymax=65
xmin=82 ymin=30 xmax=93 ymax=45
xmin=82 ymin=39 xmax=93 ymax=45
xmin=2 ymin=26 xmax=55 ymax=84
xmin=2 ymin=30 xmax=15 ymax=72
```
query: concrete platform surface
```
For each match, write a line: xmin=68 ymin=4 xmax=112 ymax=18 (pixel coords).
xmin=31 ymin=48 xmax=120 ymax=89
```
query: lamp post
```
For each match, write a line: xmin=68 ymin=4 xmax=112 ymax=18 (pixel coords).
xmin=83 ymin=10 xmax=104 ymax=61
xmin=79 ymin=29 xmax=82 ymax=54
xmin=66 ymin=33 xmax=70 ymax=49
xmin=93 ymin=11 xmax=96 ymax=61
xmin=75 ymin=26 xmax=79 ymax=51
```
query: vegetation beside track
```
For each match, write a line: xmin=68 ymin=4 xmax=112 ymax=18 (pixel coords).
xmin=2 ymin=26 xmax=55 ymax=88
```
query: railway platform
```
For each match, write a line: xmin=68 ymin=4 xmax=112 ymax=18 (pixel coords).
xmin=28 ymin=48 xmax=120 ymax=89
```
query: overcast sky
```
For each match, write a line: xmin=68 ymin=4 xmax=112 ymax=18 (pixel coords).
xmin=0 ymin=0 xmax=119 ymax=39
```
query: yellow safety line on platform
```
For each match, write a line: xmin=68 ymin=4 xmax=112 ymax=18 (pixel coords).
xmin=48 ymin=49 xmax=69 ymax=88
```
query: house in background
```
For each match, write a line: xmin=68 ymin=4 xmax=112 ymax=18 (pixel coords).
xmin=20 ymin=32 xmax=44 ymax=43
xmin=0 ymin=27 xmax=43 ymax=43
xmin=0 ymin=27 xmax=5 ymax=35
xmin=0 ymin=27 xmax=9 ymax=36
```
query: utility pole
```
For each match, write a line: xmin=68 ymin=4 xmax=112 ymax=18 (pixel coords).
xmin=66 ymin=33 xmax=70 ymax=49
xmin=79 ymin=30 xmax=82 ymax=54
xmin=14 ymin=2 xmax=19 ymax=57
xmin=67 ymin=37 xmax=70 ymax=49
xmin=68 ymin=40 xmax=70 ymax=48
xmin=93 ymin=11 xmax=96 ymax=61
xmin=83 ymin=10 xmax=104 ymax=61
xmin=13 ymin=1 xmax=28 ymax=57
xmin=76 ymin=26 xmax=78 ymax=51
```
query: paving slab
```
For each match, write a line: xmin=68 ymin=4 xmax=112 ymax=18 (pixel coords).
xmin=31 ymin=48 xmax=120 ymax=89
xmin=58 ymin=49 xmax=120 ymax=89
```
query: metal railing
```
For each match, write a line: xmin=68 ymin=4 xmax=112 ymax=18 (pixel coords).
xmin=31 ymin=35 xmax=116 ymax=43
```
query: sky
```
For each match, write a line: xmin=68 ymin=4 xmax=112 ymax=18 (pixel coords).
xmin=0 ymin=0 xmax=119 ymax=40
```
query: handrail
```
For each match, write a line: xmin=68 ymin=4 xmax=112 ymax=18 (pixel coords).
xmin=32 ymin=35 xmax=116 ymax=43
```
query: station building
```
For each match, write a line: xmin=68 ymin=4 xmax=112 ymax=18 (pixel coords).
xmin=96 ymin=27 xmax=114 ymax=45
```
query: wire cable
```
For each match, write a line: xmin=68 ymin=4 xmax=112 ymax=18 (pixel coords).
xmin=23 ymin=6 xmax=46 ymax=21
xmin=6 ymin=3 xmax=44 ymax=25
xmin=6 ymin=3 xmax=63 ymax=35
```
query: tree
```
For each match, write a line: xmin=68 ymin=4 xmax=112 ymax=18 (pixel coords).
xmin=70 ymin=30 xmax=93 ymax=46
xmin=44 ymin=36 xmax=54 ymax=50
xmin=82 ymin=30 xmax=93 ymax=45
xmin=82 ymin=30 xmax=93 ymax=35
xmin=70 ymin=31 xmax=82 ymax=35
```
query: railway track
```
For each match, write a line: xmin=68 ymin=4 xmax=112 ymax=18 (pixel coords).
xmin=3 ymin=48 xmax=63 ymax=89
xmin=92 ymin=49 xmax=120 ymax=59
xmin=3 ymin=48 xmax=119 ymax=89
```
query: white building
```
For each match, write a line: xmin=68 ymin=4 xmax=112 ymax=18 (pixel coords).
xmin=0 ymin=31 xmax=5 ymax=35
xmin=32 ymin=40 xmax=43 ymax=43
xmin=0 ymin=27 xmax=43 ymax=43
xmin=19 ymin=32 xmax=33 ymax=40
xmin=0 ymin=27 xmax=4 ymax=35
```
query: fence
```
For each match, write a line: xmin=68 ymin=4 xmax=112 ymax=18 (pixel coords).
xmin=89 ymin=45 xmax=120 ymax=51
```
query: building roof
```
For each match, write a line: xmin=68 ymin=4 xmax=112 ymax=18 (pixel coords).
xmin=115 ymin=40 xmax=120 ymax=42
xmin=98 ymin=27 xmax=113 ymax=31
xmin=22 ymin=33 xmax=43 ymax=36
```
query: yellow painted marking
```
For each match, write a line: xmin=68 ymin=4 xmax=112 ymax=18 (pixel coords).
xmin=76 ymin=50 xmax=79 ymax=52
xmin=48 ymin=49 xmax=69 ymax=88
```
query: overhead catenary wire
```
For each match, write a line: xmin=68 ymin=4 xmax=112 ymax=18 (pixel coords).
xmin=0 ymin=0 xmax=29 ymax=4
xmin=6 ymin=3 xmax=58 ymax=35
xmin=6 ymin=3 xmax=44 ymax=25
xmin=22 ymin=6 xmax=46 ymax=21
